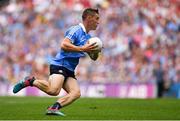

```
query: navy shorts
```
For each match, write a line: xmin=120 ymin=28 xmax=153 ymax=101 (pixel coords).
xmin=49 ymin=65 xmax=76 ymax=80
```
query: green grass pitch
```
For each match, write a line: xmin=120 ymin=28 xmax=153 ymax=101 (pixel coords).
xmin=0 ymin=96 xmax=180 ymax=120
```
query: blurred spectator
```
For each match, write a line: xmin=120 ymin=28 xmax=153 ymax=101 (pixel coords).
xmin=0 ymin=0 xmax=10 ymax=9
xmin=153 ymin=61 xmax=165 ymax=97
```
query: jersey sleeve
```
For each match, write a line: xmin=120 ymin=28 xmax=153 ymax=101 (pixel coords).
xmin=65 ymin=27 xmax=79 ymax=44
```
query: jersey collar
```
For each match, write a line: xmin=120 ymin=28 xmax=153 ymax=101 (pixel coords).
xmin=79 ymin=23 xmax=87 ymax=33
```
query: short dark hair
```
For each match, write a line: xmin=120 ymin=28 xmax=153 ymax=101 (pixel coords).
xmin=82 ymin=8 xmax=99 ymax=21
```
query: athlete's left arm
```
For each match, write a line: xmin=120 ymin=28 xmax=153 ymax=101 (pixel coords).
xmin=61 ymin=38 xmax=98 ymax=52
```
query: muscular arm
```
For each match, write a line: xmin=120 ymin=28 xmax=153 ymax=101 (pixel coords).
xmin=61 ymin=38 xmax=98 ymax=52
xmin=61 ymin=38 xmax=83 ymax=52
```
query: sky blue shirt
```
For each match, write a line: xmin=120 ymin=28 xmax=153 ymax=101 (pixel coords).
xmin=50 ymin=23 xmax=91 ymax=72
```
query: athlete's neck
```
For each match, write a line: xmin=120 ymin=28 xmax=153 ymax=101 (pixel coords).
xmin=82 ymin=21 xmax=90 ymax=33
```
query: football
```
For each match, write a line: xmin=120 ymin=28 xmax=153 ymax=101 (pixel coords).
xmin=88 ymin=37 xmax=103 ymax=51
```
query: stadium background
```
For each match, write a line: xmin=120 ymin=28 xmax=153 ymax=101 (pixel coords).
xmin=0 ymin=0 xmax=179 ymax=98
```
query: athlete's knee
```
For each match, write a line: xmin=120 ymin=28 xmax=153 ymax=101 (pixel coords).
xmin=46 ymin=88 xmax=60 ymax=96
xmin=71 ymin=90 xmax=81 ymax=99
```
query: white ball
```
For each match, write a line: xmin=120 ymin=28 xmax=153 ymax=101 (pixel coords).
xmin=88 ymin=37 xmax=103 ymax=51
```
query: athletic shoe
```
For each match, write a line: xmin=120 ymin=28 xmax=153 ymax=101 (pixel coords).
xmin=46 ymin=107 xmax=65 ymax=116
xmin=13 ymin=76 xmax=35 ymax=93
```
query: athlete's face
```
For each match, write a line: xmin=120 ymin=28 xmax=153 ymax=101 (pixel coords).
xmin=88 ymin=13 xmax=100 ymax=30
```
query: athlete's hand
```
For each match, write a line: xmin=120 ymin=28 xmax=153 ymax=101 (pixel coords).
xmin=81 ymin=42 xmax=98 ymax=52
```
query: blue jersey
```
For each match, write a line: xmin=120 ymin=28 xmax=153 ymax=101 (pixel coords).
xmin=50 ymin=23 xmax=91 ymax=72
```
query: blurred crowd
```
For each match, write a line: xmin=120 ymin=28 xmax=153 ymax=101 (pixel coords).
xmin=0 ymin=0 xmax=179 ymax=90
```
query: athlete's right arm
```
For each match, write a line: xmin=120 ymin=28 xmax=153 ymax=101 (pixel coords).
xmin=61 ymin=38 xmax=98 ymax=52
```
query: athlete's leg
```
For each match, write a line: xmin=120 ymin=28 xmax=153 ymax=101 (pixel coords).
xmin=33 ymin=74 xmax=67 ymax=116
xmin=56 ymin=77 xmax=81 ymax=107
xmin=13 ymin=74 xmax=65 ymax=96
xmin=33 ymin=74 xmax=65 ymax=96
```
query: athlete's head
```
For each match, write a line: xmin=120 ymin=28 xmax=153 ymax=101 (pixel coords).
xmin=82 ymin=8 xmax=99 ymax=31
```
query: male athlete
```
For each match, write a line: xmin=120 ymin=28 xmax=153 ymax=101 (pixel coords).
xmin=13 ymin=8 xmax=100 ymax=116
